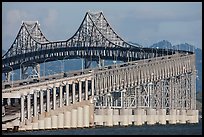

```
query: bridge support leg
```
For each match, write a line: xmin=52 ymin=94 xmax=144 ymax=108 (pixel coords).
xmin=121 ymin=109 xmax=129 ymax=126
xmin=89 ymin=101 xmax=95 ymax=127
xmin=40 ymin=90 xmax=44 ymax=115
xmin=169 ymin=109 xmax=176 ymax=124
xmin=44 ymin=118 xmax=51 ymax=130
xmin=26 ymin=94 xmax=31 ymax=125
xmin=128 ymin=108 xmax=132 ymax=125
xmin=193 ymin=110 xmax=199 ymax=123
xmin=32 ymin=91 xmax=38 ymax=130
xmin=71 ymin=109 xmax=77 ymax=128
xmin=66 ymin=83 xmax=69 ymax=106
xmin=20 ymin=95 xmax=25 ymax=125
xmin=158 ymin=109 xmax=166 ymax=124
xmin=77 ymin=107 xmax=83 ymax=127
xmin=64 ymin=111 xmax=71 ymax=128
xmin=53 ymin=86 xmax=56 ymax=109
xmin=106 ymin=108 xmax=113 ymax=126
xmin=96 ymin=108 xmax=104 ymax=126
xmin=58 ymin=113 xmax=64 ymax=128
xmin=46 ymin=88 xmax=50 ymax=116
xmin=91 ymin=78 xmax=94 ymax=96
xmin=38 ymin=119 xmax=44 ymax=130
xmin=33 ymin=91 xmax=38 ymax=118
xmin=59 ymin=85 xmax=63 ymax=107
xmin=83 ymin=105 xmax=89 ymax=127
xmin=179 ymin=109 xmax=186 ymax=124
xmin=113 ymin=109 xmax=119 ymax=126
xmin=134 ymin=109 xmax=143 ymax=125
xmin=85 ymin=79 xmax=88 ymax=100
xmin=51 ymin=115 xmax=58 ymax=129
xmin=79 ymin=81 xmax=82 ymax=102
xmin=72 ymin=82 xmax=76 ymax=104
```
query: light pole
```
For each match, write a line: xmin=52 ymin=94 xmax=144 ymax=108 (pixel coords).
xmin=20 ymin=60 xmax=27 ymax=80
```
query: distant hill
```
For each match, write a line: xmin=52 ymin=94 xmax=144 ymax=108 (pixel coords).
xmin=149 ymin=40 xmax=202 ymax=92
xmin=150 ymin=40 xmax=173 ymax=49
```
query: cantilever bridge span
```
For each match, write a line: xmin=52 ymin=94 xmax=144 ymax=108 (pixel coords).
xmin=2 ymin=11 xmax=198 ymax=131
xmin=2 ymin=11 xmax=189 ymax=76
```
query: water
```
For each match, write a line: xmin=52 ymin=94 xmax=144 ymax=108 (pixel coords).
xmin=3 ymin=120 xmax=202 ymax=135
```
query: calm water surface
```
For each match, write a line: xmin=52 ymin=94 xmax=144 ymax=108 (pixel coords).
xmin=3 ymin=120 xmax=202 ymax=135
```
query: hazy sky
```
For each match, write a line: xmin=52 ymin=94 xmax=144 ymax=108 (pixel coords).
xmin=2 ymin=2 xmax=202 ymax=51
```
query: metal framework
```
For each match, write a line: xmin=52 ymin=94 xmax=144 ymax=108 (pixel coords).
xmin=2 ymin=11 xmax=196 ymax=113
xmin=2 ymin=11 xmax=189 ymax=79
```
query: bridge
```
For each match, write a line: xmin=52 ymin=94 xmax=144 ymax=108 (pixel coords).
xmin=2 ymin=11 xmax=198 ymax=131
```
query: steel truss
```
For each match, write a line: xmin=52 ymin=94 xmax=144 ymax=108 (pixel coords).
xmin=94 ymin=72 xmax=195 ymax=111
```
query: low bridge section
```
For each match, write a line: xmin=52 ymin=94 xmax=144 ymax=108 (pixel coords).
xmin=2 ymin=52 xmax=198 ymax=131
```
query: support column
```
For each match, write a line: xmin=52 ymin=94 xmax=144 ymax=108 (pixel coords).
xmin=180 ymin=109 xmax=186 ymax=124
xmin=66 ymin=83 xmax=69 ymax=106
xmin=33 ymin=91 xmax=38 ymax=118
xmin=169 ymin=109 xmax=176 ymax=124
xmin=79 ymin=81 xmax=82 ymax=102
xmin=72 ymin=82 xmax=76 ymax=104
xmin=27 ymin=94 xmax=31 ymax=122
xmin=58 ymin=113 xmax=64 ymax=128
xmin=116 ymin=74 xmax=120 ymax=90
xmin=20 ymin=95 xmax=25 ymax=124
xmin=46 ymin=88 xmax=50 ymax=116
xmin=71 ymin=109 xmax=77 ymax=128
xmin=53 ymin=86 xmax=56 ymax=109
xmin=64 ymin=111 xmax=71 ymax=128
xmin=40 ymin=90 xmax=44 ymax=114
xmin=85 ymin=80 xmax=88 ymax=100
xmin=158 ymin=109 xmax=166 ymax=124
xmin=135 ymin=109 xmax=143 ymax=125
xmin=107 ymin=108 xmax=113 ymax=126
xmin=122 ymin=108 xmax=128 ymax=126
xmin=83 ymin=105 xmax=89 ymax=127
xmin=77 ymin=107 xmax=83 ymax=127
xmin=113 ymin=74 xmax=116 ymax=91
xmin=147 ymin=108 xmax=156 ymax=125
xmin=59 ymin=84 xmax=63 ymax=108
xmin=31 ymin=91 xmax=38 ymax=130
xmin=91 ymin=78 xmax=94 ymax=96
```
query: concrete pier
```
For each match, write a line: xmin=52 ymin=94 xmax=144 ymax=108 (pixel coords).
xmin=64 ymin=111 xmax=71 ymax=128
